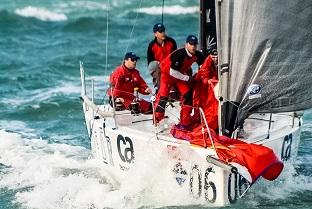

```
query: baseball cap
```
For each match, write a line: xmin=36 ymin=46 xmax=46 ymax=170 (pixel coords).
xmin=211 ymin=49 xmax=218 ymax=55
xmin=186 ymin=34 xmax=198 ymax=45
xmin=148 ymin=61 xmax=160 ymax=74
xmin=153 ymin=23 xmax=165 ymax=33
xmin=124 ymin=52 xmax=140 ymax=60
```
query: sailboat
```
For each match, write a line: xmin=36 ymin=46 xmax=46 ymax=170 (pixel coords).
xmin=80 ymin=0 xmax=312 ymax=206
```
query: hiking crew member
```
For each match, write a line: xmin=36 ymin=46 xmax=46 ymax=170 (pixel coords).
xmin=108 ymin=52 xmax=152 ymax=113
xmin=154 ymin=35 xmax=204 ymax=127
xmin=147 ymin=23 xmax=177 ymax=65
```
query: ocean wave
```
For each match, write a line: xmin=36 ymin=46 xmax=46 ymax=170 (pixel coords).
xmin=134 ymin=5 xmax=198 ymax=15
xmin=1 ymin=82 xmax=81 ymax=107
xmin=55 ymin=1 xmax=109 ymax=12
xmin=62 ymin=16 xmax=105 ymax=32
xmin=14 ymin=6 xmax=67 ymax=22
xmin=0 ymin=121 xmax=36 ymax=137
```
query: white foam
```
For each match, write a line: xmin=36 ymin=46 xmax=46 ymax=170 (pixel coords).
xmin=0 ymin=130 xmax=113 ymax=208
xmin=0 ymin=121 xmax=36 ymax=137
xmin=1 ymin=130 xmax=311 ymax=208
xmin=134 ymin=5 xmax=198 ymax=15
xmin=14 ymin=6 xmax=67 ymax=22
xmin=247 ymin=163 xmax=312 ymax=205
xmin=0 ymin=130 xmax=200 ymax=209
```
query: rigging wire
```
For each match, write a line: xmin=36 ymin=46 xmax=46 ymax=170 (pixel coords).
xmin=161 ymin=0 xmax=165 ymax=24
xmin=84 ymin=0 xmax=111 ymax=139
xmin=104 ymin=0 xmax=110 ymax=77
xmin=125 ymin=0 xmax=144 ymax=54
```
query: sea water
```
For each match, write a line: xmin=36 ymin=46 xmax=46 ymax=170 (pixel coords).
xmin=1 ymin=0 xmax=312 ymax=208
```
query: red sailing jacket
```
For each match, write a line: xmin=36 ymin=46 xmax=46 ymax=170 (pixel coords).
xmin=147 ymin=36 xmax=177 ymax=64
xmin=200 ymin=55 xmax=218 ymax=81
xmin=160 ymin=48 xmax=204 ymax=76
xmin=108 ymin=65 xmax=149 ymax=101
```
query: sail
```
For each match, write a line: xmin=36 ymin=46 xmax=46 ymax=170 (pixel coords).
xmin=217 ymin=0 xmax=312 ymax=130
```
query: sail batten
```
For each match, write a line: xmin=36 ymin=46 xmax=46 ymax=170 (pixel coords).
xmin=217 ymin=0 xmax=312 ymax=131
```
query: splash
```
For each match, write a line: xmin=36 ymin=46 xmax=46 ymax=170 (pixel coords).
xmin=2 ymin=129 xmax=310 ymax=208
xmin=14 ymin=6 xmax=67 ymax=22
xmin=0 ymin=130 xmax=198 ymax=209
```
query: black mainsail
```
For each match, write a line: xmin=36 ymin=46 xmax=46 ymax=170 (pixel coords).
xmin=214 ymin=0 xmax=312 ymax=135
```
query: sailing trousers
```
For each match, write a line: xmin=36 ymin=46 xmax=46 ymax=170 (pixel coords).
xmin=154 ymin=73 xmax=193 ymax=126
xmin=109 ymin=95 xmax=152 ymax=114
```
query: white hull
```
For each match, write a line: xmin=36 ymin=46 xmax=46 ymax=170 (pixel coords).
xmin=80 ymin=65 xmax=302 ymax=206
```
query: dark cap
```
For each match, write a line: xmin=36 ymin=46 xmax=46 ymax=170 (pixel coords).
xmin=211 ymin=49 xmax=218 ymax=55
xmin=124 ymin=52 xmax=140 ymax=60
xmin=153 ymin=23 xmax=165 ymax=33
xmin=186 ymin=34 xmax=198 ymax=45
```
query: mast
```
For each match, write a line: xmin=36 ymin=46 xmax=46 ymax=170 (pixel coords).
xmin=216 ymin=0 xmax=239 ymax=137
xmin=201 ymin=0 xmax=231 ymax=136
xmin=199 ymin=0 xmax=217 ymax=55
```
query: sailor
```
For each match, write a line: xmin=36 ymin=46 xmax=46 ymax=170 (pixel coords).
xmin=154 ymin=35 xmax=205 ymax=128
xmin=148 ymin=60 xmax=180 ymax=102
xmin=148 ymin=60 xmax=161 ymax=92
xmin=147 ymin=24 xmax=179 ymax=98
xmin=147 ymin=23 xmax=177 ymax=65
xmin=108 ymin=52 xmax=152 ymax=113
xmin=192 ymin=48 xmax=219 ymax=131
xmin=200 ymin=49 xmax=218 ymax=83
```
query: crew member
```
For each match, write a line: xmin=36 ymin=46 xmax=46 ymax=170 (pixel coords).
xmin=154 ymin=35 xmax=204 ymax=128
xmin=147 ymin=23 xmax=177 ymax=65
xmin=192 ymin=49 xmax=219 ymax=130
xmin=108 ymin=52 xmax=152 ymax=113
xmin=148 ymin=60 xmax=161 ymax=91
xmin=200 ymin=49 xmax=218 ymax=82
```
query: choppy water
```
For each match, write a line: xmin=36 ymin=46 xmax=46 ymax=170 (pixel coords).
xmin=0 ymin=0 xmax=312 ymax=209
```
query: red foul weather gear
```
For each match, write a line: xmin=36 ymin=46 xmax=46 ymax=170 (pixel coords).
xmin=192 ymin=61 xmax=219 ymax=131
xmin=147 ymin=36 xmax=177 ymax=64
xmin=200 ymin=55 xmax=218 ymax=80
xmin=154 ymin=48 xmax=204 ymax=126
xmin=108 ymin=64 xmax=151 ymax=113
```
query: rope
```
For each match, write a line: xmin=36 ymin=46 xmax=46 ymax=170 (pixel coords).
xmin=125 ymin=0 xmax=144 ymax=54
xmin=220 ymin=96 xmax=240 ymax=109
xmin=199 ymin=107 xmax=216 ymax=152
